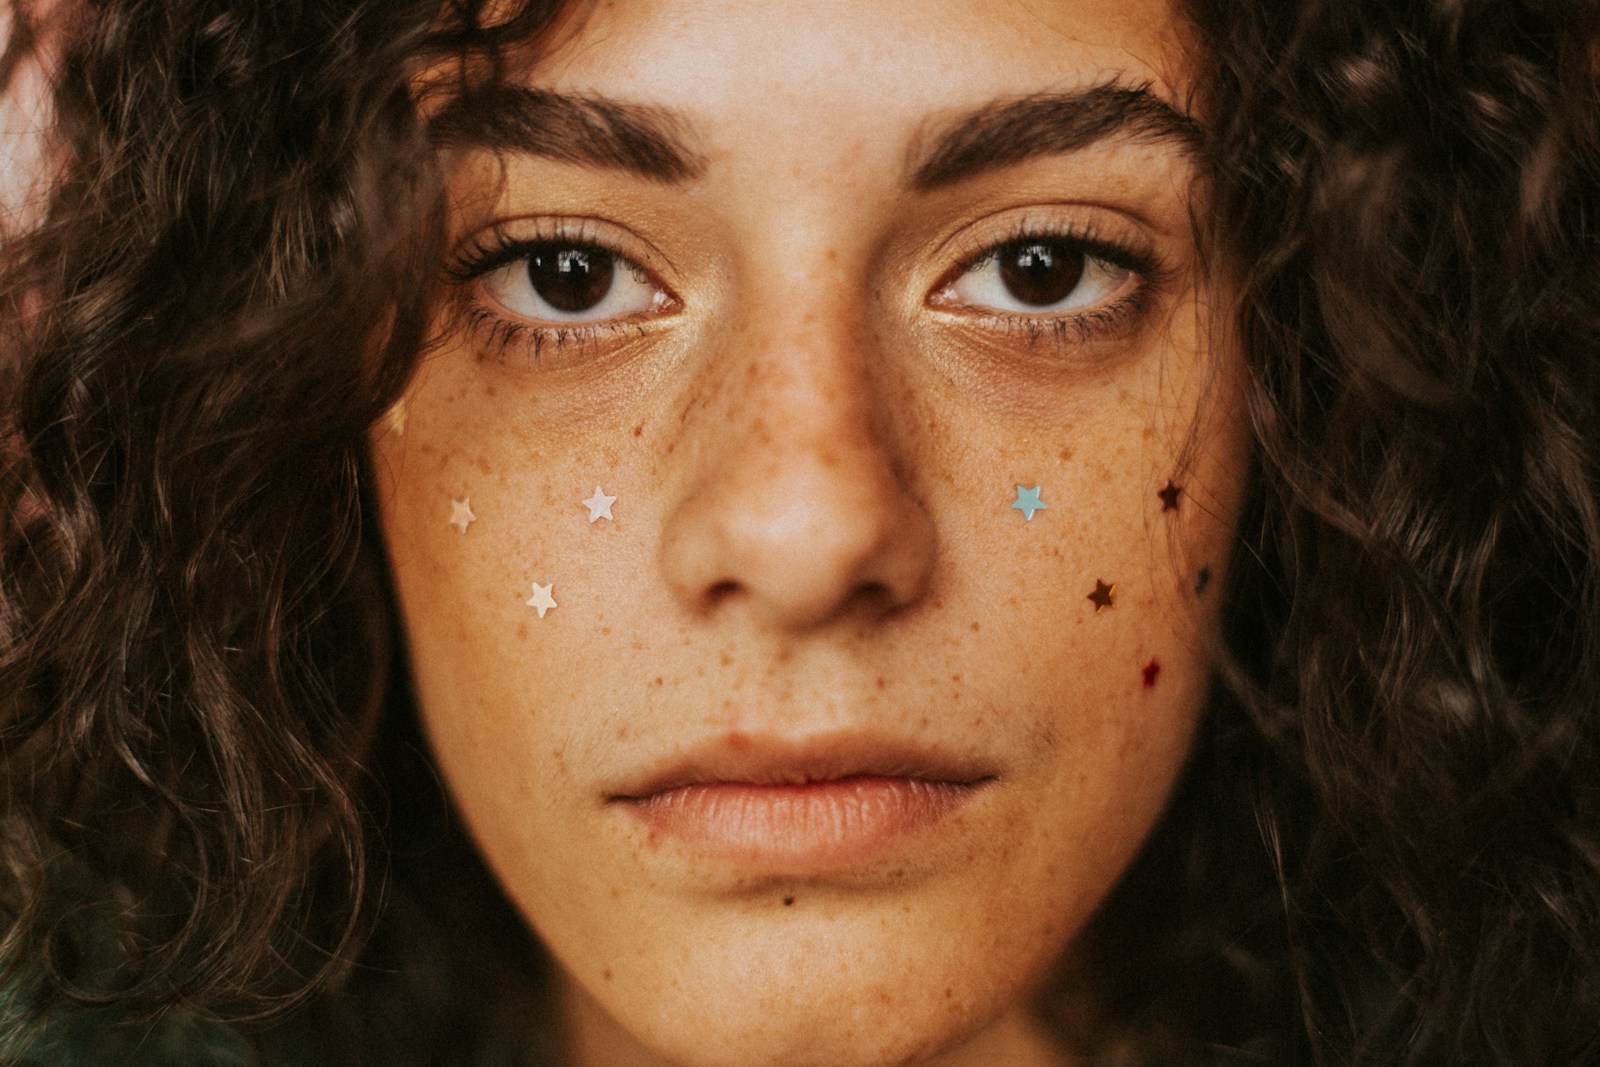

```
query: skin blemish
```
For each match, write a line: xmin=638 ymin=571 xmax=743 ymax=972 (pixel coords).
xmin=1195 ymin=565 xmax=1212 ymax=596
xmin=1142 ymin=658 xmax=1161 ymax=688
xmin=783 ymin=895 xmax=796 ymax=907
xmin=875 ymin=676 xmax=886 ymax=690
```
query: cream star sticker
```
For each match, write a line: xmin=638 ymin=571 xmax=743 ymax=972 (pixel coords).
xmin=582 ymin=485 xmax=617 ymax=523
xmin=449 ymin=497 xmax=476 ymax=533
xmin=525 ymin=581 xmax=557 ymax=618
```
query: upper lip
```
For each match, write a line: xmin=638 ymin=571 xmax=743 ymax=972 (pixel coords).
xmin=606 ymin=731 xmax=998 ymax=801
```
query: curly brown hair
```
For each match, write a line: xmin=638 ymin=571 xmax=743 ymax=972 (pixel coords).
xmin=1 ymin=1 xmax=1596 ymax=1064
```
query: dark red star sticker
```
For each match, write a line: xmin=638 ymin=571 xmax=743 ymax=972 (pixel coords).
xmin=1087 ymin=579 xmax=1116 ymax=613
xmin=1157 ymin=480 xmax=1183 ymax=512
xmin=1141 ymin=658 xmax=1162 ymax=688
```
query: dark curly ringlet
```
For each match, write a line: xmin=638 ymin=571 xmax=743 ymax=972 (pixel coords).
xmin=1178 ymin=0 xmax=1600 ymax=1063
xmin=0 ymin=0 xmax=1597 ymax=1064
xmin=0 ymin=0 xmax=565 ymax=1051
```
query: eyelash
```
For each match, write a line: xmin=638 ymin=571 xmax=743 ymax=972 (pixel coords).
xmin=444 ymin=222 xmax=669 ymax=363
xmin=443 ymin=219 xmax=1168 ymax=363
xmin=932 ymin=220 xmax=1168 ymax=348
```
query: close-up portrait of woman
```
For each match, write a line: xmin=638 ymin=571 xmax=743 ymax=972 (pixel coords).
xmin=1 ymin=0 xmax=1597 ymax=1064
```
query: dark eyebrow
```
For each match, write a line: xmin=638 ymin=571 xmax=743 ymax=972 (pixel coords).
xmin=428 ymin=85 xmax=706 ymax=184
xmin=910 ymin=84 xmax=1202 ymax=190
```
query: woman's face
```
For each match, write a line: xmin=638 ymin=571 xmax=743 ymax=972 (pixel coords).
xmin=374 ymin=0 xmax=1245 ymax=1063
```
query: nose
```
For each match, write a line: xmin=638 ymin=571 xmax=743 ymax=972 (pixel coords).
xmin=658 ymin=304 xmax=936 ymax=633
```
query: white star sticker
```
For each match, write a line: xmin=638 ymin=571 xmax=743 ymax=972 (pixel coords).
xmin=582 ymin=485 xmax=617 ymax=523
xmin=525 ymin=581 xmax=557 ymax=618
xmin=449 ymin=497 xmax=476 ymax=533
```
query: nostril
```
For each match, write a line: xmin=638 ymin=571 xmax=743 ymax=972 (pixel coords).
xmin=855 ymin=580 xmax=890 ymax=605
xmin=706 ymin=580 xmax=741 ymax=608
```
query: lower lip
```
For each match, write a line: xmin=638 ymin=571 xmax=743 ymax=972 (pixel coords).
xmin=623 ymin=776 xmax=980 ymax=872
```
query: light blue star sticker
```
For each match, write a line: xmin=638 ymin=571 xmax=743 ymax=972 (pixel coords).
xmin=1011 ymin=484 xmax=1046 ymax=521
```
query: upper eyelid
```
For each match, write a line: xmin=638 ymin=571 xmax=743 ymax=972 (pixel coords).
xmin=925 ymin=201 xmax=1166 ymax=273
xmin=930 ymin=231 xmax=1167 ymax=310
xmin=954 ymin=235 xmax=1152 ymax=278
xmin=446 ymin=216 xmax=679 ymax=285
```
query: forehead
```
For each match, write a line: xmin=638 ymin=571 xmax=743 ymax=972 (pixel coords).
xmin=531 ymin=0 xmax=1193 ymax=124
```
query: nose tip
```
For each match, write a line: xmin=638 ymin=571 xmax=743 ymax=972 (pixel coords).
xmin=659 ymin=440 xmax=936 ymax=632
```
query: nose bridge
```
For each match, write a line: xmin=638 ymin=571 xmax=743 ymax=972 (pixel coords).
xmin=658 ymin=269 xmax=936 ymax=632
xmin=733 ymin=282 xmax=879 ymax=461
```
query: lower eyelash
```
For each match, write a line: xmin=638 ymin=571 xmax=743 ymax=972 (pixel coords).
xmin=994 ymin=285 xmax=1155 ymax=348
xmin=457 ymin=303 xmax=643 ymax=365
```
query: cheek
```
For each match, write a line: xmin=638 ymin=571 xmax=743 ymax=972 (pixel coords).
xmin=369 ymin=360 xmax=685 ymax=890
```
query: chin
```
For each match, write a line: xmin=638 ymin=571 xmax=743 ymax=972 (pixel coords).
xmin=553 ymin=885 xmax=1072 ymax=1067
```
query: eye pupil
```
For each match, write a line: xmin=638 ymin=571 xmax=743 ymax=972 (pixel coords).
xmin=998 ymin=241 xmax=1085 ymax=307
xmin=526 ymin=243 xmax=616 ymax=313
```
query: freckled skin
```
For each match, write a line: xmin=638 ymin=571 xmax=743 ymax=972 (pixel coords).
xmin=372 ymin=2 xmax=1249 ymax=1066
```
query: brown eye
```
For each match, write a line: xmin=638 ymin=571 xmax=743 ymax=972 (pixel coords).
xmin=525 ymin=243 xmax=616 ymax=313
xmin=935 ymin=235 xmax=1136 ymax=318
xmin=479 ymin=240 xmax=664 ymax=324
xmin=996 ymin=241 xmax=1086 ymax=307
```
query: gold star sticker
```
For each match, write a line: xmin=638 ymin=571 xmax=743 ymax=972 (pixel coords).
xmin=525 ymin=581 xmax=557 ymax=619
xmin=449 ymin=497 xmax=476 ymax=533
xmin=1087 ymin=579 xmax=1116 ymax=613
xmin=384 ymin=398 xmax=409 ymax=437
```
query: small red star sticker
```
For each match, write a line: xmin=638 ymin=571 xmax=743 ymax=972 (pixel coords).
xmin=1087 ymin=579 xmax=1116 ymax=613
xmin=1157 ymin=480 xmax=1183 ymax=512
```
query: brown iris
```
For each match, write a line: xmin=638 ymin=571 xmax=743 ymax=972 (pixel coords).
xmin=995 ymin=240 xmax=1086 ymax=307
xmin=524 ymin=243 xmax=617 ymax=313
